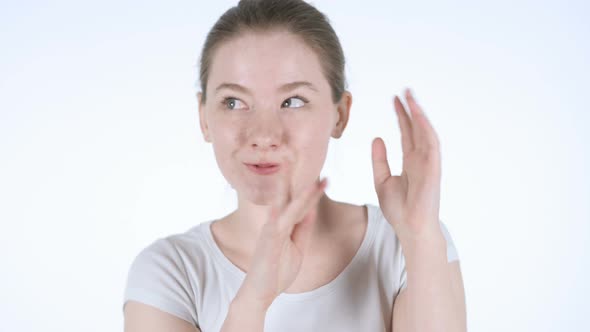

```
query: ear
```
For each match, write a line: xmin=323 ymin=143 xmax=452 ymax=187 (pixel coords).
xmin=197 ymin=92 xmax=211 ymax=143
xmin=331 ymin=91 xmax=352 ymax=139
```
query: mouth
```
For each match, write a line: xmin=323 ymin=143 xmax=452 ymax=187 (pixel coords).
xmin=244 ymin=163 xmax=281 ymax=175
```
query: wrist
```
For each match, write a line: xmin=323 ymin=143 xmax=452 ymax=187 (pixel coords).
xmin=399 ymin=226 xmax=447 ymax=261
xmin=221 ymin=287 xmax=269 ymax=332
xmin=232 ymin=284 xmax=272 ymax=314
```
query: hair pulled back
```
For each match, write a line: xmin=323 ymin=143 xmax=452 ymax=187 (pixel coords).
xmin=198 ymin=0 xmax=347 ymax=104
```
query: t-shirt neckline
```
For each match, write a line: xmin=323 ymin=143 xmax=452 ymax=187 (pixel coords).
xmin=201 ymin=204 xmax=378 ymax=302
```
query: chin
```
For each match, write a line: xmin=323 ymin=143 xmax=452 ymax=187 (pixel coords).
xmin=232 ymin=180 xmax=279 ymax=206
xmin=241 ymin=188 xmax=277 ymax=206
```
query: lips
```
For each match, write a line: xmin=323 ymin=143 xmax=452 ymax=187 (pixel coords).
xmin=245 ymin=162 xmax=281 ymax=175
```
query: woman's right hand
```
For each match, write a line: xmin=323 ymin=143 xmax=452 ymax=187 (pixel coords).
xmin=236 ymin=176 xmax=328 ymax=310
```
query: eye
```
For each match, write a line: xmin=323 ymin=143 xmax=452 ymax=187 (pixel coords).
xmin=281 ymin=96 xmax=308 ymax=108
xmin=222 ymin=97 xmax=247 ymax=110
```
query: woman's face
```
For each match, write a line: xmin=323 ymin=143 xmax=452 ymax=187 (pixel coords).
xmin=198 ymin=30 xmax=350 ymax=205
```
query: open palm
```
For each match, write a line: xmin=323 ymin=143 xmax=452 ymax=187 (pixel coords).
xmin=371 ymin=88 xmax=443 ymax=244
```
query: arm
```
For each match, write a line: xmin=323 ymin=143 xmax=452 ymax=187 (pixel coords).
xmin=219 ymin=286 xmax=269 ymax=332
xmin=124 ymin=301 xmax=201 ymax=332
xmin=219 ymin=177 xmax=327 ymax=331
xmin=392 ymin=237 xmax=467 ymax=332
xmin=124 ymin=282 xmax=271 ymax=332
xmin=370 ymin=89 xmax=467 ymax=331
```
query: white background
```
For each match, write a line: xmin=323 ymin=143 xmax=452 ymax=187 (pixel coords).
xmin=1 ymin=0 xmax=588 ymax=331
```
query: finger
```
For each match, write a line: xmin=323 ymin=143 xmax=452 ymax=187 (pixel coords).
xmin=279 ymin=178 xmax=327 ymax=232
xmin=393 ymin=95 xmax=415 ymax=154
xmin=371 ymin=137 xmax=391 ymax=187
xmin=405 ymin=88 xmax=439 ymax=151
xmin=291 ymin=206 xmax=317 ymax=254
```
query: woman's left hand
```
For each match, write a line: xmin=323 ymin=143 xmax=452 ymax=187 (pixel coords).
xmin=371 ymin=88 xmax=444 ymax=246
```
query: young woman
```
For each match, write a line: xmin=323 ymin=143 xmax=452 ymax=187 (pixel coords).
xmin=123 ymin=1 xmax=466 ymax=331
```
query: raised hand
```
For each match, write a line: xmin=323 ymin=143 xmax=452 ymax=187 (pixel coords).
xmin=238 ymin=175 xmax=327 ymax=310
xmin=371 ymin=88 xmax=444 ymax=245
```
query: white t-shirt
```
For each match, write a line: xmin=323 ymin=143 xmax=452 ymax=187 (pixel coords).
xmin=123 ymin=203 xmax=459 ymax=331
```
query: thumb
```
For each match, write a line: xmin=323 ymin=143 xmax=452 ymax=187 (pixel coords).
xmin=291 ymin=207 xmax=317 ymax=254
xmin=371 ymin=137 xmax=391 ymax=188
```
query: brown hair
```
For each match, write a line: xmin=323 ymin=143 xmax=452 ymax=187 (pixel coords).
xmin=198 ymin=0 xmax=347 ymax=105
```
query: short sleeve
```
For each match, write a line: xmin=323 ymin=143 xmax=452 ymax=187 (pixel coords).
xmin=398 ymin=220 xmax=459 ymax=291
xmin=122 ymin=238 xmax=198 ymax=326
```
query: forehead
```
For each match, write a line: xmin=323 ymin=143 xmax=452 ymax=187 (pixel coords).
xmin=207 ymin=30 xmax=330 ymax=96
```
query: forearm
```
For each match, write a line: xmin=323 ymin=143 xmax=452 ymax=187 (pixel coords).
xmin=220 ymin=286 xmax=269 ymax=332
xmin=401 ymin=231 xmax=464 ymax=332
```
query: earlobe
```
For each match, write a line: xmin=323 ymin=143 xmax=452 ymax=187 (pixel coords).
xmin=332 ymin=91 xmax=352 ymax=139
xmin=197 ymin=92 xmax=211 ymax=143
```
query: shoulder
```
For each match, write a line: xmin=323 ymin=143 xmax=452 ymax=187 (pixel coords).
xmin=133 ymin=223 xmax=205 ymax=260
xmin=123 ymin=222 xmax=212 ymax=326
xmin=129 ymin=222 xmax=212 ymax=277
xmin=124 ymin=222 xmax=214 ymax=299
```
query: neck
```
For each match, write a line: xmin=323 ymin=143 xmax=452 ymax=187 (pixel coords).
xmin=224 ymin=191 xmax=335 ymax=255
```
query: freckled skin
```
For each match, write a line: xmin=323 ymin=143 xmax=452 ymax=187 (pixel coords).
xmin=196 ymin=29 xmax=353 ymax=286
xmin=199 ymin=30 xmax=345 ymax=205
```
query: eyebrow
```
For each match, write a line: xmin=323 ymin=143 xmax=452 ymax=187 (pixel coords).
xmin=214 ymin=81 xmax=319 ymax=95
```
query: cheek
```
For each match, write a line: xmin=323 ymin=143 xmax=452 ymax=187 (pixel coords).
xmin=209 ymin=123 xmax=243 ymax=175
xmin=209 ymin=117 xmax=244 ymax=149
xmin=307 ymin=139 xmax=330 ymax=167
xmin=295 ymin=112 xmax=333 ymax=146
xmin=292 ymin=117 xmax=332 ymax=170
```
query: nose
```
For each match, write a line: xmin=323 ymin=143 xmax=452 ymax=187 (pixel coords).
xmin=247 ymin=109 xmax=284 ymax=151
